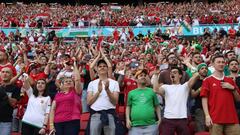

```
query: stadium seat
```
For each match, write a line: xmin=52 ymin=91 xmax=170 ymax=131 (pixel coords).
xmin=188 ymin=121 xmax=196 ymax=135
xmin=11 ymin=133 xmax=20 ymax=135
xmin=79 ymin=113 xmax=90 ymax=135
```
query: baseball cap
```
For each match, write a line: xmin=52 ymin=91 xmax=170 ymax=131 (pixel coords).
xmin=130 ymin=62 xmax=139 ymax=68
xmin=135 ymin=69 xmax=148 ymax=78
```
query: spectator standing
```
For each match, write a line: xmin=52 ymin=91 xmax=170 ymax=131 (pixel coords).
xmin=227 ymin=59 xmax=240 ymax=121
xmin=0 ymin=66 xmax=20 ymax=135
xmin=21 ymin=78 xmax=51 ymax=135
xmin=191 ymin=63 xmax=209 ymax=132
xmin=49 ymin=58 xmax=82 ymax=135
xmin=200 ymin=55 xmax=240 ymax=135
xmin=154 ymin=67 xmax=199 ymax=135
xmin=87 ymin=59 xmax=120 ymax=135
xmin=126 ymin=69 xmax=161 ymax=135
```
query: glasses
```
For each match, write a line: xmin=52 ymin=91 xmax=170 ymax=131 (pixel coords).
xmin=168 ymin=57 xmax=176 ymax=60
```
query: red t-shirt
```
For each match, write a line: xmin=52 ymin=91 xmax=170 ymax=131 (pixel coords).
xmin=218 ymin=18 xmax=226 ymax=24
xmin=62 ymin=21 xmax=68 ymax=27
xmin=123 ymin=78 xmax=137 ymax=96
xmin=122 ymin=20 xmax=129 ymax=26
xmin=200 ymin=76 xmax=239 ymax=124
xmin=3 ymin=21 xmax=10 ymax=27
xmin=206 ymin=16 xmax=213 ymax=24
xmin=227 ymin=16 xmax=234 ymax=24
xmin=113 ymin=30 xmax=119 ymax=41
xmin=104 ymin=19 xmax=110 ymax=26
xmin=0 ymin=21 xmax=3 ymax=27
xmin=228 ymin=29 xmax=236 ymax=39
xmin=30 ymin=72 xmax=48 ymax=81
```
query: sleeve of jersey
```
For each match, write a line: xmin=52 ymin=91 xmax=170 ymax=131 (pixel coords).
xmin=200 ymin=79 xmax=209 ymax=97
xmin=152 ymin=91 xmax=160 ymax=106
xmin=45 ymin=97 xmax=51 ymax=114
xmin=87 ymin=82 xmax=93 ymax=92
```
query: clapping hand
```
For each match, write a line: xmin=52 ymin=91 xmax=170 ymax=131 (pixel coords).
xmin=104 ymin=80 xmax=110 ymax=91
xmin=98 ymin=80 xmax=103 ymax=93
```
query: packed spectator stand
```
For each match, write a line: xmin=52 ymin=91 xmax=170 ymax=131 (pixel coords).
xmin=0 ymin=1 xmax=240 ymax=28
xmin=0 ymin=1 xmax=240 ymax=135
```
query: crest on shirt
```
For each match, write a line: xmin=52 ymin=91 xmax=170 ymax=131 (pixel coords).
xmin=212 ymin=83 xmax=217 ymax=87
xmin=139 ymin=93 xmax=146 ymax=103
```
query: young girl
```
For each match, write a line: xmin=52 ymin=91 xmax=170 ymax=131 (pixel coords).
xmin=21 ymin=78 xmax=51 ymax=135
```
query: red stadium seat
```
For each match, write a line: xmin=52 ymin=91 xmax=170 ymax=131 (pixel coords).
xmin=79 ymin=113 xmax=90 ymax=135
xmin=81 ymin=113 xmax=90 ymax=121
xmin=11 ymin=133 xmax=21 ymax=135
xmin=188 ymin=121 xmax=196 ymax=135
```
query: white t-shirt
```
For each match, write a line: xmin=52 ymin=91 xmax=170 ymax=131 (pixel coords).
xmin=237 ymin=16 xmax=240 ymax=23
xmin=22 ymin=87 xmax=51 ymax=128
xmin=87 ymin=78 xmax=120 ymax=111
xmin=120 ymin=32 xmax=127 ymax=41
xmin=161 ymin=82 xmax=189 ymax=119
xmin=192 ymin=19 xmax=200 ymax=26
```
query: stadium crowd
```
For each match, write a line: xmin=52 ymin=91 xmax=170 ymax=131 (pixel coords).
xmin=0 ymin=1 xmax=240 ymax=135
xmin=0 ymin=0 xmax=240 ymax=28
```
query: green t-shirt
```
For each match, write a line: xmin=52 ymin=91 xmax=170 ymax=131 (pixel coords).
xmin=127 ymin=87 xmax=159 ymax=126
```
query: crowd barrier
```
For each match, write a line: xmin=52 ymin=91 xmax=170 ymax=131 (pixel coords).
xmin=0 ymin=24 xmax=240 ymax=38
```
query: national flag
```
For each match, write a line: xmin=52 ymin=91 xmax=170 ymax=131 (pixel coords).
xmin=180 ymin=20 xmax=191 ymax=32
xmin=97 ymin=36 xmax=104 ymax=50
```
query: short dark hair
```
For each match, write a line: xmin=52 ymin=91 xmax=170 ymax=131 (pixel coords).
xmin=64 ymin=54 xmax=71 ymax=58
xmin=192 ymin=52 xmax=200 ymax=57
xmin=40 ymin=55 xmax=48 ymax=60
xmin=228 ymin=59 xmax=239 ymax=65
xmin=97 ymin=59 xmax=107 ymax=66
xmin=170 ymin=66 xmax=183 ymax=75
xmin=212 ymin=55 xmax=224 ymax=63
xmin=225 ymin=50 xmax=235 ymax=57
